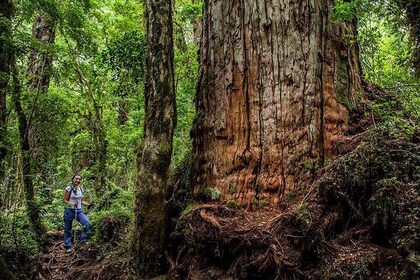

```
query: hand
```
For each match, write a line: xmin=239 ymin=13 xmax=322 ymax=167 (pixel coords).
xmin=73 ymin=201 xmax=78 ymax=207
xmin=87 ymin=202 xmax=94 ymax=210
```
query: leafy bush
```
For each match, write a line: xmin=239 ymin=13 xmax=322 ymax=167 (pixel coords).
xmin=0 ymin=210 xmax=40 ymax=279
xmin=91 ymin=208 xmax=131 ymax=246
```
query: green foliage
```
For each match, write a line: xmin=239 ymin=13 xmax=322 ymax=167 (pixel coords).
xmin=197 ymin=187 xmax=221 ymax=201
xmin=177 ymin=1 xmax=203 ymax=23
xmin=0 ymin=210 xmax=40 ymax=279
xmin=333 ymin=0 xmax=420 ymax=85
xmin=91 ymin=208 xmax=131 ymax=246
xmin=369 ymin=85 xmax=419 ymax=138
xmin=391 ymin=0 xmax=420 ymax=76
xmin=88 ymin=186 xmax=133 ymax=248
xmin=180 ymin=203 xmax=196 ymax=217
xmin=225 ymin=199 xmax=239 ymax=209
xmin=368 ymin=177 xmax=398 ymax=231
xmin=333 ymin=0 xmax=357 ymax=22
xmin=40 ymin=189 xmax=66 ymax=230
xmin=320 ymin=127 xmax=419 ymax=248
xmin=351 ymin=0 xmax=420 ymax=138
xmin=102 ymin=31 xmax=146 ymax=83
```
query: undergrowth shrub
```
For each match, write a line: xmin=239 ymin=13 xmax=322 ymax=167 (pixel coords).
xmin=319 ymin=127 xmax=419 ymax=250
xmin=0 ymin=210 xmax=40 ymax=279
xmin=89 ymin=187 xmax=133 ymax=248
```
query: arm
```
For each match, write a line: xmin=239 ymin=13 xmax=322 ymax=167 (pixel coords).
xmin=81 ymin=198 xmax=90 ymax=207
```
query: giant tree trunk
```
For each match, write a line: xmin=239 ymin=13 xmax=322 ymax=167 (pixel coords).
xmin=192 ymin=0 xmax=362 ymax=207
xmin=0 ymin=0 xmax=13 ymax=166
xmin=133 ymin=0 xmax=176 ymax=277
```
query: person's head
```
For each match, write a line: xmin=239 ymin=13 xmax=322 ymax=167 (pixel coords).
xmin=72 ymin=174 xmax=82 ymax=186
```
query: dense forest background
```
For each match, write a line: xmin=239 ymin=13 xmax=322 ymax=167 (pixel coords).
xmin=0 ymin=0 xmax=419 ymax=279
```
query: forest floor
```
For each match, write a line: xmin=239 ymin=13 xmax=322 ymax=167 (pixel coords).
xmin=39 ymin=231 xmax=111 ymax=280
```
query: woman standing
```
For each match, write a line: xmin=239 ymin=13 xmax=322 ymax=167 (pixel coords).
xmin=63 ymin=174 xmax=92 ymax=252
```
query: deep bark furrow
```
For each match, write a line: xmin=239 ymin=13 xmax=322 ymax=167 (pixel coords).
xmin=193 ymin=0 xmax=362 ymax=206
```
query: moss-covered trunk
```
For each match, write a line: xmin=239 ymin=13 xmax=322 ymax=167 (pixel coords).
xmin=0 ymin=0 xmax=13 ymax=170
xmin=133 ymin=0 xmax=176 ymax=277
xmin=26 ymin=11 xmax=55 ymax=171
xmin=192 ymin=0 xmax=362 ymax=207
xmin=12 ymin=62 xmax=45 ymax=241
xmin=7 ymin=11 xmax=55 ymax=244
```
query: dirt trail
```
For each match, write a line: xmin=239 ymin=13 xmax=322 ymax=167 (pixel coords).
xmin=40 ymin=231 xmax=106 ymax=280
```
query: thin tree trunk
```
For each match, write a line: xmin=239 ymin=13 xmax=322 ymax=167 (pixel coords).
xmin=0 ymin=0 xmax=13 ymax=209
xmin=0 ymin=0 xmax=13 ymax=167
xmin=12 ymin=61 xmax=45 ymax=241
xmin=192 ymin=0 xmax=202 ymax=47
xmin=192 ymin=0 xmax=362 ymax=207
xmin=133 ymin=0 xmax=176 ymax=276
xmin=6 ymin=11 xmax=55 ymax=243
xmin=93 ymin=111 xmax=107 ymax=192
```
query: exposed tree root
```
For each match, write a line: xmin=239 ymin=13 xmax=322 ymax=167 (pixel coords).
xmin=169 ymin=130 xmax=419 ymax=280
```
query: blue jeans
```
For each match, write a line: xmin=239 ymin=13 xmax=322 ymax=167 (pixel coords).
xmin=63 ymin=208 xmax=90 ymax=249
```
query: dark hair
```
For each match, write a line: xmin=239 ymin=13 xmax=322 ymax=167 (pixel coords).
xmin=71 ymin=174 xmax=82 ymax=182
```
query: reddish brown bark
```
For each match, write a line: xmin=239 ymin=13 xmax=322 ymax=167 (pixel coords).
xmin=192 ymin=0 xmax=362 ymax=207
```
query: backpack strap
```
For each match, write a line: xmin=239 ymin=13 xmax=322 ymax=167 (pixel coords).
xmin=66 ymin=185 xmax=76 ymax=201
xmin=67 ymin=186 xmax=83 ymax=199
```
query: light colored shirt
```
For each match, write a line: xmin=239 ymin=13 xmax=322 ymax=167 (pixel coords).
xmin=65 ymin=185 xmax=84 ymax=209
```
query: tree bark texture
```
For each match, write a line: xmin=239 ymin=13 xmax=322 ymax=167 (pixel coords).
xmin=192 ymin=0 xmax=203 ymax=47
xmin=192 ymin=0 xmax=362 ymax=207
xmin=0 ymin=0 xmax=13 ymax=165
xmin=26 ymin=12 xmax=55 ymax=166
xmin=27 ymin=12 xmax=55 ymax=93
xmin=133 ymin=0 xmax=176 ymax=277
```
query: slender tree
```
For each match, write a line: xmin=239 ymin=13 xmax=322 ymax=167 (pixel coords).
xmin=0 ymin=0 xmax=13 ymax=166
xmin=12 ymin=60 xmax=45 ymax=240
xmin=9 ymin=9 xmax=55 ymax=242
xmin=191 ymin=0 xmax=363 ymax=207
xmin=133 ymin=0 xmax=176 ymax=276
